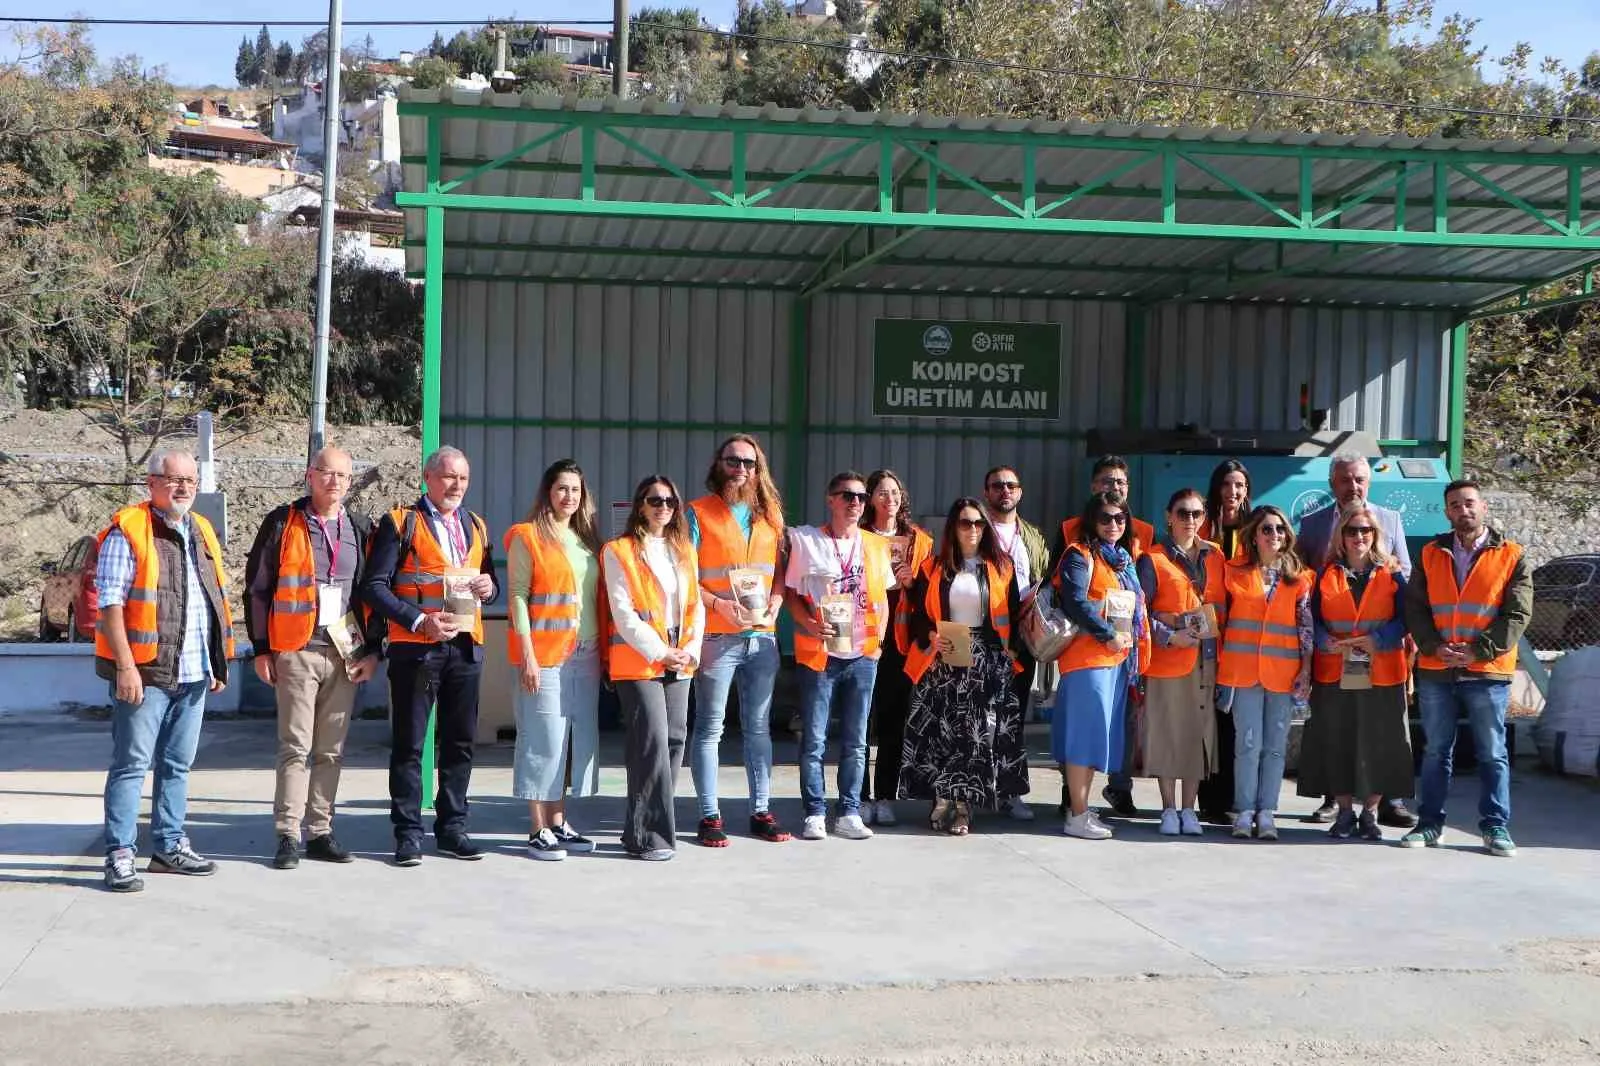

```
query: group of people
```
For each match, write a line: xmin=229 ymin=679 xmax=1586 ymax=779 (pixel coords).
xmin=91 ymin=439 xmax=1533 ymax=893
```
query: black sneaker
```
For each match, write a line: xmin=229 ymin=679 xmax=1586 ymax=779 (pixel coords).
xmin=527 ymin=827 xmax=567 ymax=862
xmin=395 ymin=841 xmax=423 ymax=867
xmin=551 ymin=822 xmax=596 ymax=854
xmin=1100 ymin=787 xmax=1138 ymax=818
xmin=436 ymin=835 xmax=485 ymax=860
xmin=148 ymin=838 xmax=217 ymax=876
xmin=1378 ymin=798 xmax=1419 ymax=828
xmin=305 ymin=834 xmax=354 ymax=863
xmin=1306 ymin=797 xmax=1338 ymax=824
xmin=1358 ymin=810 xmax=1384 ymax=841
xmin=1200 ymin=809 xmax=1233 ymax=827
xmin=1328 ymin=809 xmax=1357 ymax=840
xmin=104 ymin=847 xmax=144 ymax=893
xmin=696 ymin=815 xmax=730 ymax=848
xmin=272 ymin=834 xmax=301 ymax=870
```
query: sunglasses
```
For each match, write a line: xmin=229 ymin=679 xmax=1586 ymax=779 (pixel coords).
xmin=957 ymin=517 xmax=987 ymax=530
xmin=832 ymin=490 xmax=868 ymax=504
xmin=1097 ymin=513 xmax=1128 ymax=526
xmin=721 ymin=456 xmax=757 ymax=470
xmin=1173 ymin=508 xmax=1205 ymax=520
xmin=1258 ymin=523 xmax=1288 ymax=535
xmin=1343 ymin=526 xmax=1376 ymax=537
xmin=644 ymin=495 xmax=678 ymax=509
xmin=987 ymin=480 xmax=1021 ymax=492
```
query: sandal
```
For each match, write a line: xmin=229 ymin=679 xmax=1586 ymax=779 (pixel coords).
xmin=948 ymin=801 xmax=971 ymax=836
xmin=929 ymin=798 xmax=952 ymax=832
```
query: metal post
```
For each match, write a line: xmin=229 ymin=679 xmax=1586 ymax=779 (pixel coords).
xmin=196 ymin=411 xmax=216 ymax=494
xmin=612 ymin=0 xmax=629 ymax=99
xmin=1447 ymin=322 xmax=1468 ymax=478
xmin=308 ymin=0 xmax=344 ymax=462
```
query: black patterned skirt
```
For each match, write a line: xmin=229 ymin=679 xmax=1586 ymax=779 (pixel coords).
xmin=898 ymin=633 xmax=1028 ymax=806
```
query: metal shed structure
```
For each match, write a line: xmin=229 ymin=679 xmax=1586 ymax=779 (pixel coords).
xmin=395 ymin=89 xmax=1600 ymax=537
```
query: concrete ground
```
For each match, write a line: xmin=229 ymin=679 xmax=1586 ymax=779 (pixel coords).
xmin=1 ymin=714 xmax=1598 ymax=1064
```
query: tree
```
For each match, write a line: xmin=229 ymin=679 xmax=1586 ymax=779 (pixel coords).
xmin=515 ymin=53 xmax=571 ymax=90
xmin=428 ymin=31 xmax=448 ymax=57
xmin=251 ymin=24 xmax=272 ymax=86
xmin=629 ymin=7 xmax=728 ymax=102
xmin=440 ymin=29 xmax=495 ymax=78
xmin=234 ymin=36 xmax=256 ymax=87
xmin=273 ymin=40 xmax=295 ymax=83
xmin=835 ymin=0 xmax=868 ymax=34
xmin=733 ymin=13 xmax=858 ymax=108
xmin=408 ymin=55 xmax=458 ymax=90
xmin=301 ymin=29 xmax=328 ymax=83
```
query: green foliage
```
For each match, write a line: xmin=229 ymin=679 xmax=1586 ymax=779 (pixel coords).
xmin=440 ymin=30 xmax=496 ymax=79
xmin=835 ymin=0 xmax=868 ymax=35
xmin=234 ymin=36 xmax=255 ymax=88
xmin=273 ymin=41 xmax=295 ymax=82
xmin=515 ymin=53 xmax=571 ymax=89
xmin=408 ymin=55 xmax=458 ymax=91
xmin=631 ymin=7 xmax=729 ymax=103
xmin=733 ymin=13 xmax=859 ymax=108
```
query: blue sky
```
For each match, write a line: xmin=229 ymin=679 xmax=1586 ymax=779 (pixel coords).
xmin=3 ymin=0 xmax=1595 ymax=90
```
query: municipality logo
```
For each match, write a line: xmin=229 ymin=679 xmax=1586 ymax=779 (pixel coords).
xmin=1291 ymin=489 xmax=1335 ymax=523
xmin=921 ymin=325 xmax=952 ymax=356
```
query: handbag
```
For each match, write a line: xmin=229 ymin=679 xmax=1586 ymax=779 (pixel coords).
xmin=1017 ymin=579 xmax=1077 ymax=662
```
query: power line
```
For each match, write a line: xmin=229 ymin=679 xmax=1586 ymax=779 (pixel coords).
xmin=5 ymin=13 xmax=1597 ymax=129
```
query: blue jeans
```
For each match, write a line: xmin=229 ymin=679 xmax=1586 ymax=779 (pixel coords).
xmin=798 ymin=655 xmax=879 ymax=817
xmin=103 ymin=678 xmax=210 ymax=855
xmin=1231 ymin=685 xmax=1294 ymax=814
xmin=1416 ymin=678 xmax=1511 ymax=831
xmin=691 ymin=633 xmax=780 ymax=818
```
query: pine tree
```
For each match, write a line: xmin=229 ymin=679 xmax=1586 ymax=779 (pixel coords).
xmin=234 ymin=36 xmax=256 ymax=88
xmin=274 ymin=41 xmax=295 ymax=82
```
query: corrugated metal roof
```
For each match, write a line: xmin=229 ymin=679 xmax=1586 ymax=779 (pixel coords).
xmin=398 ymin=89 xmax=1600 ymax=308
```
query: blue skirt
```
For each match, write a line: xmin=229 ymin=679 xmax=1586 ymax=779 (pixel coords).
xmin=1050 ymin=660 xmax=1132 ymax=770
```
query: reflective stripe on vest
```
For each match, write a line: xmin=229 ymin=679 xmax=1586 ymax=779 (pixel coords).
xmin=267 ymin=509 xmax=318 ymax=652
xmin=903 ymin=556 xmax=1019 ymax=685
xmin=1312 ymin=564 xmax=1409 ymax=687
xmin=689 ymin=494 xmax=781 ymax=635
xmin=386 ymin=506 xmax=487 ymax=646
xmin=94 ymin=503 xmax=236 ymax=664
xmin=794 ymin=531 xmax=892 ymax=672
xmin=503 ymin=523 xmax=584 ymax=667
xmin=1056 ymin=544 xmax=1144 ymax=675
xmin=1415 ymin=540 xmax=1521 ymax=675
xmin=1144 ymin=542 xmax=1226 ymax=680
xmin=603 ymin=535 xmax=700 ymax=681
xmin=1217 ymin=563 xmax=1307 ymax=693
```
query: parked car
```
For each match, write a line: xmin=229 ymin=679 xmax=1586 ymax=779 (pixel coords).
xmin=1528 ymin=553 xmax=1600 ymax=651
xmin=38 ymin=535 xmax=98 ymax=642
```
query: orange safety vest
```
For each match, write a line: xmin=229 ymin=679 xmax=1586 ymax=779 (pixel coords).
xmin=268 ymin=508 xmax=320 ymax=652
xmin=94 ymin=502 xmax=236 ymax=664
xmin=385 ymin=506 xmax=488 ymax=646
xmin=1312 ymin=564 xmax=1409 ymax=686
xmin=1143 ymin=541 xmax=1226 ymax=680
xmin=1416 ymin=539 xmax=1522 ymax=675
xmin=689 ymin=494 xmax=781 ymax=635
xmin=902 ymin=556 xmax=1020 ymax=684
xmin=1197 ymin=517 xmax=1249 ymax=562
xmin=887 ymin=526 xmax=936 ymax=655
xmin=1060 ymin=514 xmax=1155 ymax=560
xmin=1218 ymin=563 xmax=1309 ymax=693
xmin=503 ymin=522 xmax=590 ymax=667
xmin=1056 ymin=544 xmax=1148 ymax=675
xmin=793 ymin=530 xmax=892 ymax=672
xmin=603 ymin=534 xmax=701 ymax=681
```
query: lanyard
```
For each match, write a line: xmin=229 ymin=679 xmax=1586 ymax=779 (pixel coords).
xmin=827 ymin=528 xmax=859 ymax=599
xmin=310 ymin=510 xmax=343 ymax=584
xmin=993 ymin=519 xmax=1019 ymax=558
xmin=442 ymin=510 xmax=468 ymax=562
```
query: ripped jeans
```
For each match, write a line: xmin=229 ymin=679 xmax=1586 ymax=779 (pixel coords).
xmin=1226 ymin=684 xmax=1294 ymax=814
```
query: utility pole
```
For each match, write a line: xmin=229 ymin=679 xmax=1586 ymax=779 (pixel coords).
xmin=308 ymin=0 xmax=344 ymax=461
xmin=613 ymin=0 xmax=630 ymax=99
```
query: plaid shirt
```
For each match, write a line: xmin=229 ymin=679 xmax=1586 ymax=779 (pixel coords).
xmin=97 ymin=511 xmax=213 ymax=685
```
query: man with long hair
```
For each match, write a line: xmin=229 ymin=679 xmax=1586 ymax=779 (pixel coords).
xmin=686 ymin=434 xmax=791 ymax=845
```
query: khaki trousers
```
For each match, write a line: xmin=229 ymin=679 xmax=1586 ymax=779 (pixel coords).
xmin=273 ymin=646 xmax=357 ymax=837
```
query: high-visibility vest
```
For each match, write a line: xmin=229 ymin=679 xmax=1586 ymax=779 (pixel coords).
xmin=1218 ymin=563 xmax=1309 ymax=693
xmin=268 ymin=508 xmax=319 ymax=652
xmin=385 ymin=506 xmax=487 ymax=646
xmin=503 ymin=522 xmax=590 ymax=667
xmin=1416 ymin=539 xmax=1522 ymax=675
xmin=603 ymin=535 xmax=700 ymax=681
xmin=887 ymin=526 xmax=936 ymax=655
xmin=1143 ymin=541 xmax=1226 ymax=679
xmin=1312 ymin=564 xmax=1409 ymax=686
xmin=1197 ymin=517 xmax=1249 ymax=562
xmin=1060 ymin=514 xmax=1155 ymax=560
xmin=94 ymin=502 xmax=236 ymax=664
xmin=902 ymin=556 xmax=1020 ymax=684
xmin=689 ymin=494 xmax=781 ymax=635
xmin=1056 ymin=544 xmax=1147 ymax=675
xmin=793 ymin=531 xmax=892 ymax=672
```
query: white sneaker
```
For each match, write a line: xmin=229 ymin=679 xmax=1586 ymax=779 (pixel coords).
xmin=1232 ymin=811 xmax=1255 ymax=839
xmin=1063 ymin=811 xmax=1113 ymax=839
xmin=1158 ymin=808 xmax=1181 ymax=835
xmin=874 ymin=799 xmax=897 ymax=826
xmin=1256 ymin=811 xmax=1279 ymax=841
xmin=800 ymin=814 xmax=828 ymax=840
xmin=1086 ymin=810 xmax=1112 ymax=834
xmin=1003 ymin=798 xmax=1035 ymax=822
xmin=833 ymin=813 xmax=874 ymax=840
xmin=1179 ymin=809 xmax=1204 ymax=836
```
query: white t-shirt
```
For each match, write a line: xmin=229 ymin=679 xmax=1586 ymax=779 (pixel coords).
xmin=784 ymin=525 xmax=896 ymax=661
xmin=948 ymin=558 xmax=985 ymax=627
xmin=991 ymin=518 xmax=1031 ymax=589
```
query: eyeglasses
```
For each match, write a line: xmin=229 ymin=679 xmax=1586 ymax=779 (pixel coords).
xmin=832 ymin=491 xmax=868 ymax=504
xmin=987 ymin=480 xmax=1021 ymax=492
xmin=644 ymin=495 xmax=678 ymax=509
xmin=721 ymin=456 xmax=757 ymax=470
xmin=1259 ymin=523 xmax=1288 ymax=536
xmin=1174 ymin=508 xmax=1205 ymax=520
xmin=1343 ymin=526 xmax=1376 ymax=538
xmin=956 ymin=517 xmax=987 ymax=530
xmin=1097 ymin=513 xmax=1128 ymax=526
xmin=1098 ymin=477 xmax=1130 ymax=489
xmin=312 ymin=467 xmax=352 ymax=483
xmin=156 ymin=475 xmax=197 ymax=489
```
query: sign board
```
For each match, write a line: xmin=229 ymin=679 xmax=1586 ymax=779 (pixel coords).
xmin=872 ymin=319 xmax=1061 ymax=419
xmin=610 ymin=501 xmax=632 ymax=539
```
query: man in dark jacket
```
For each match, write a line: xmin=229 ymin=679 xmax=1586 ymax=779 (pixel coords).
xmin=244 ymin=445 xmax=383 ymax=871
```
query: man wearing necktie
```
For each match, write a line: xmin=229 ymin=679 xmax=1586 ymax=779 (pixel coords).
xmin=362 ymin=446 xmax=499 ymax=866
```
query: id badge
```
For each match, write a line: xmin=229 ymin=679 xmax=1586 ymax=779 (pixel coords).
xmin=317 ymin=584 xmax=344 ymax=627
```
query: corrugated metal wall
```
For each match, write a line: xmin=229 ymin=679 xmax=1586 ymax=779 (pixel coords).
xmin=1145 ymin=304 xmax=1453 ymax=445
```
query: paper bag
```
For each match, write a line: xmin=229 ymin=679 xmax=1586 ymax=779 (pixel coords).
xmin=888 ymin=536 xmax=910 ymax=572
xmin=728 ymin=567 xmax=770 ymax=622
xmin=1104 ymin=589 xmax=1137 ymax=638
xmin=1181 ymin=604 xmax=1218 ymax=641
xmin=1340 ymin=645 xmax=1373 ymax=690
xmin=443 ymin=567 xmax=480 ymax=629
xmin=820 ymin=594 xmax=855 ymax=655
xmin=937 ymin=620 xmax=973 ymax=668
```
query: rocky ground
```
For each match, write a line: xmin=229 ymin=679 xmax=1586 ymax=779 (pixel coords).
xmin=0 ymin=408 xmax=424 ymax=640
